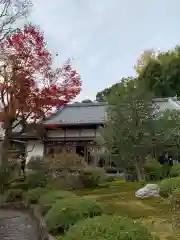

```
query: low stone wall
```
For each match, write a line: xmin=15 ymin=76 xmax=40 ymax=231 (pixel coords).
xmin=0 ymin=201 xmax=55 ymax=240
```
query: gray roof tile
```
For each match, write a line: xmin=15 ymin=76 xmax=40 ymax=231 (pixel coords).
xmin=44 ymin=102 xmax=107 ymax=125
xmin=43 ymin=98 xmax=180 ymax=126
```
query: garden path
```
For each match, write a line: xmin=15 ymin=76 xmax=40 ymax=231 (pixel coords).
xmin=0 ymin=209 xmax=39 ymax=240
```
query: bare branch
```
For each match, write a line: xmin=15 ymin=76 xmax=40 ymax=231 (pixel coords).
xmin=0 ymin=0 xmax=32 ymax=41
xmin=26 ymin=143 xmax=35 ymax=153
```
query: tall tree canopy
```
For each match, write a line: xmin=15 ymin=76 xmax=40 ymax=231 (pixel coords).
xmin=96 ymin=77 xmax=135 ymax=102
xmin=0 ymin=24 xmax=81 ymax=129
xmin=0 ymin=24 xmax=82 ymax=183
xmin=103 ymin=80 xmax=180 ymax=180
xmin=96 ymin=45 xmax=180 ymax=100
xmin=136 ymin=46 xmax=180 ymax=97
xmin=96 ymin=44 xmax=180 ymax=182
xmin=103 ymin=80 xmax=154 ymax=180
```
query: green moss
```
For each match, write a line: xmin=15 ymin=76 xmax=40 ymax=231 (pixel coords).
xmin=63 ymin=215 xmax=155 ymax=240
xmin=74 ymin=181 xmax=177 ymax=239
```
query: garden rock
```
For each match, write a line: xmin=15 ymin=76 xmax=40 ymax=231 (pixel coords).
xmin=135 ymin=184 xmax=159 ymax=198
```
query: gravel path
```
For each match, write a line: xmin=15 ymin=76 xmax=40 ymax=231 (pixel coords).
xmin=0 ymin=210 xmax=39 ymax=240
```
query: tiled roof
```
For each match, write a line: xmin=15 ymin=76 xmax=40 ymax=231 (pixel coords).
xmin=153 ymin=97 xmax=180 ymax=113
xmin=43 ymin=102 xmax=107 ymax=125
xmin=43 ymin=98 xmax=180 ymax=126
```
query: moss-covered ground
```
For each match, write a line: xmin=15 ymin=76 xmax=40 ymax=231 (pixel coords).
xmin=75 ymin=180 xmax=179 ymax=240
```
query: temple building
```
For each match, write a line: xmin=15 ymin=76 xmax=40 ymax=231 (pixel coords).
xmin=10 ymin=97 xmax=180 ymax=164
xmin=19 ymin=102 xmax=107 ymax=164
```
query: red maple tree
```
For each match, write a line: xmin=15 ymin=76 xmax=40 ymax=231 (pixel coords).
xmin=0 ymin=24 xmax=82 ymax=132
xmin=0 ymin=24 xmax=82 ymax=177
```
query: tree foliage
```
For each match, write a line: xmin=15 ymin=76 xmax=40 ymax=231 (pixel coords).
xmin=97 ymin=45 xmax=180 ymax=100
xmin=0 ymin=24 xmax=82 ymax=131
xmin=96 ymin=77 xmax=135 ymax=102
xmin=136 ymin=46 xmax=180 ymax=97
xmin=0 ymin=24 xmax=82 ymax=190
xmin=95 ymin=44 xmax=180 ymax=181
xmin=104 ymin=80 xmax=154 ymax=179
xmin=103 ymin=79 xmax=180 ymax=180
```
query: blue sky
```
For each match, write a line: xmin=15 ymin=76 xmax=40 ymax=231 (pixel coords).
xmin=30 ymin=0 xmax=180 ymax=101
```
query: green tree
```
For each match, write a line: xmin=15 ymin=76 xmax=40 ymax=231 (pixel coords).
xmin=136 ymin=46 xmax=180 ymax=97
xmin=151 ymin=109 xmax=180 ymax=157
xmin=103 ymin=80 xmax=180 ymax=181
xmin=104 ymin=81 xmax=154 ymax=180
xmin=96 ymin=77 xmax=135 ymax=102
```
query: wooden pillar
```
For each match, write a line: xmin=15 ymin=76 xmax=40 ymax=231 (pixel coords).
xmin=94 ymin=147 xmax=100 ymax=166
xmin=0 ymin=140 xmax=3 ymax=168
xmin=84 ymin=146 xmax=88 ymax=164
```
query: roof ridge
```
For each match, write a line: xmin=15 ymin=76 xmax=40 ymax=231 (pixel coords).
xmin=67 ymin=102 xmax=108 ymax=107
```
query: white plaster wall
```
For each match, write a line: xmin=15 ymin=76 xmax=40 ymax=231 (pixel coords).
xmin=26 ymin=140 xmax=44 ymax=163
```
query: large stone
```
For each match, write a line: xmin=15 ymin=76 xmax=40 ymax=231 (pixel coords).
xmin=135 ymin=183 xmax=159 ymax=198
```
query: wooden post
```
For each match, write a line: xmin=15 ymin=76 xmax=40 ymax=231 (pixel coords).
xmin=0 ymin=140 xmax=3 ymax=168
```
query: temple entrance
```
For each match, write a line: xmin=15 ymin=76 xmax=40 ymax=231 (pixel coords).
xmin=76 ymin=146 xmax=84 ymax=157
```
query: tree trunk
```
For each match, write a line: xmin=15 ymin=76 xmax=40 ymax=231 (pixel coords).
xmin=0 ymin=123 xmax=12 ymax=193
xmin=135 ymin=158 xmax=145 ymax=182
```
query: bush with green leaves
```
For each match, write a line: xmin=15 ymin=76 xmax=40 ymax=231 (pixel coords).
xmin=63 ymin=215 xmax=156 ymax=240
xmin=25 ymin=170 xmax=48 ymax=189
xmin=44 ymin=153 xmax=85 ymax=172
xmin=144 ymin=159 xmax=165 ymax=181
xmin=38 ymin=190 xmax=76 ymax=215
xmin=0 ymin=160 xmax=20 ymax=192
xmin=5 ymin=189 xmax=24 ymax=202
xmin=104 ymin=167 xmax=118 ymax=174
xmin=27 ymin=156 xmax=45 ymax=171
xmin=169 ymin=164 xmax=180 ymax=177
xmin=26 ymin=187 xmax=50 ymax=204
xmin=106 ymin=175 xmax=115 ymax=182
xmin=79 ymin=167 xmax=106 ymax=188
xmin=159 ymin=177 xmax=180 ymax=197
xmin=44 ymin=197 xmax=104 ymax=234
xmin=10 ymin=177 xmax=29 ymax=191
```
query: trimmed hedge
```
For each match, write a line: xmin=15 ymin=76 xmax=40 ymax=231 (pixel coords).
xmin=5 ymin=189 xmax=24 ymax=202
xmin=38 ymin=190 xmax=76 ymax=215
xmin=169 ymin=164 xmax=180 ymax=177
xmin=25 ymin=170 xmax=48 ymax=189
xmin=27 ymin=156 xmax=45 ymax=171
xmin=79 ymin=167 xmax=106 ymax=188
xmin=159 ymin=177 xmax=180 ymax=197
xmin=63 ymin=215 xmax=156 ymax=240
xmin=44 ymin=197 xmax=104 ymax=234
xmin=10 ymin=177 xmax=29 ymax=191
xmin=144 ymin=160 xmax=166 ymax=181
xmin=26 ymin=187 xmax=49 ymax=204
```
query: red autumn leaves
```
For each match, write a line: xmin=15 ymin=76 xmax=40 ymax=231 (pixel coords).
xmin=0 ymin=24 xmax=82 ymax=122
